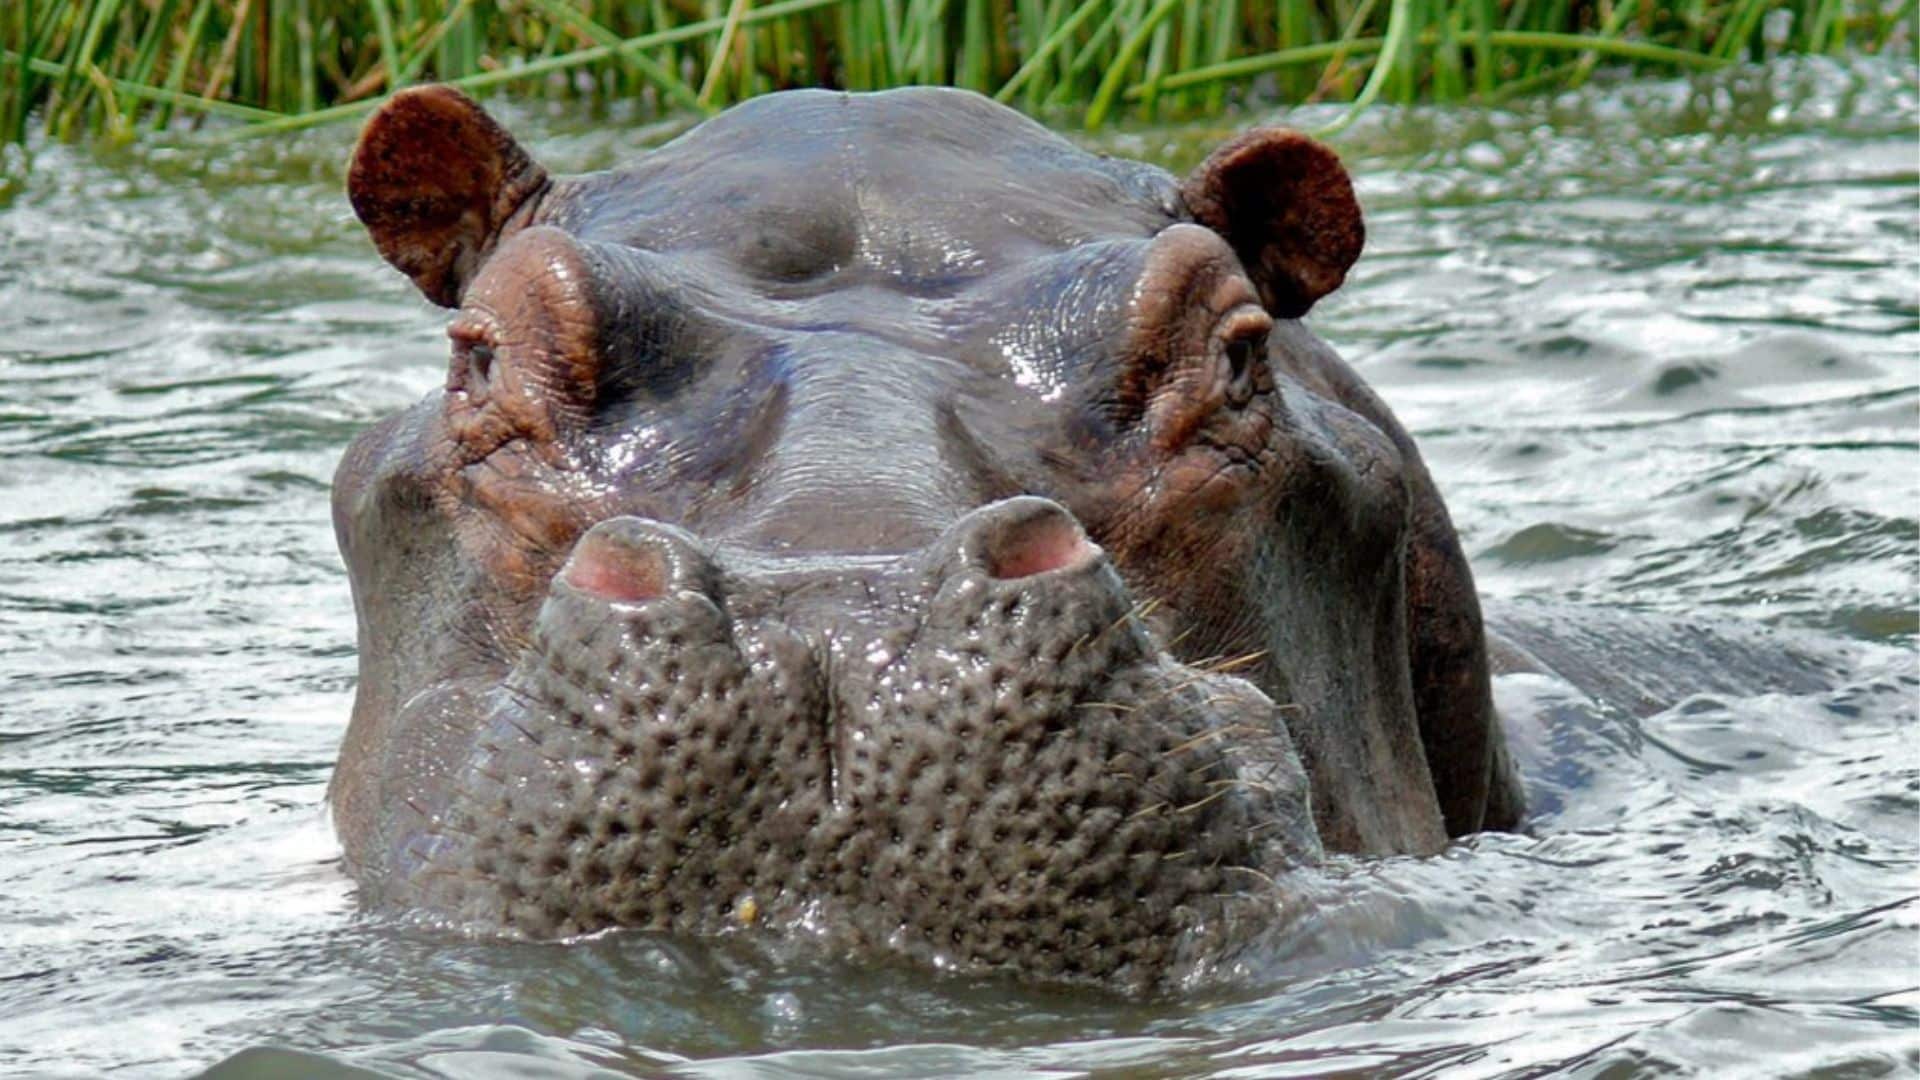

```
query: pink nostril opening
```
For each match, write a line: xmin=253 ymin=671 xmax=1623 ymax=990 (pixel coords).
xmin=986 ymin=514 xmax=1095 ymax=580
xmin=564 ymin=534 xmax=671 ymax=602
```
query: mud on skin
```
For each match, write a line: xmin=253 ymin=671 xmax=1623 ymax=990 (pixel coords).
xmin=330 ymin=86 xmax=1524 ymax=987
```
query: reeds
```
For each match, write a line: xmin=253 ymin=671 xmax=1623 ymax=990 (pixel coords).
xmin=0 ymin=0 xmax=1908 ymax=145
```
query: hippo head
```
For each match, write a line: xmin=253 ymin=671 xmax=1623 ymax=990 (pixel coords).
xmin=331 ymin=86 xmax=1520 ymax=984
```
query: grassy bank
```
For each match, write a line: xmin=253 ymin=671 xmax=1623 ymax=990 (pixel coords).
xmin=1 ymin=0 xmax=1910 ymax=144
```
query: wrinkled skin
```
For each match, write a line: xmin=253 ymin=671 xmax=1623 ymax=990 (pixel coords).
xmin=331 ymin=86 xmax=1524 ymax=985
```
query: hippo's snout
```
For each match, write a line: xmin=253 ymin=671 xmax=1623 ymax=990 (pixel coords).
xmin=403 ymin=498 xmax=1316 ymax=980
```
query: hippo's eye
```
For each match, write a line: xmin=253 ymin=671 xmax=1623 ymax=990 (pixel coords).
xmin=467 ymin=343 xmax=496 ymax=385
xmin=447 ymin=322 xmax=501 ymax=402
xmin=1226 ymin=337 xmax=1256 ymax=383
xmin=1220 ymin=309 xmax=1271 ymax=407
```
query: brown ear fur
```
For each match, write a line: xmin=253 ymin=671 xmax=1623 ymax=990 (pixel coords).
xmin=1181 ymin=129 xmax=1364 ymax=319
xmin=348 ymin=85 xmax=549 ymax=308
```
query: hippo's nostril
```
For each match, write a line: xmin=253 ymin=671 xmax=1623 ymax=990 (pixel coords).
xmin=565 ymin=534 xmax=670 ymax=602
xmin=979 ymin=500 xmax=1097 ymax=580
xmin=559 ymin=517 xmax=712 ymax=603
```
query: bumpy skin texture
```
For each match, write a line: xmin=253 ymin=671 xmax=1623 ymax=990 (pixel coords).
xmin=331 ymin=86 xmax=1523 ymax=985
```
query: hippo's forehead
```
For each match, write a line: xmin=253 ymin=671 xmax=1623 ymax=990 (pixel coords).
xmin=542 ymin=88 xmax=1184 ymax=290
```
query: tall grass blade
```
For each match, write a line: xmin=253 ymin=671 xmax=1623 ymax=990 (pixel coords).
xmin=994 ymin=0 xmax=1106 ymax=103
xmin=698 ymin=0 xmax=751 ymax=107
xmin=1086 ymin=0 xmax=1185 ymax=130
xmin=365 ymin=0 xmax=402 ymax=93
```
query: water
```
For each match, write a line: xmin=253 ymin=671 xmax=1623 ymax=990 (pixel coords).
xmin=1 ymin=58 xmax=1914 ymax=1078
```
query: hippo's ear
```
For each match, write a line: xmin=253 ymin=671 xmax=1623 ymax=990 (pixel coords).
xmin=1180 ymin=129 xmax=1364 ymax=319
xmin=348 ymin=85 xmax=550 ymax=308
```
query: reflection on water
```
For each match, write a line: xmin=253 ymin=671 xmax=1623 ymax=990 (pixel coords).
xmin=1 ymin=57 xmax=1914 ymax=1078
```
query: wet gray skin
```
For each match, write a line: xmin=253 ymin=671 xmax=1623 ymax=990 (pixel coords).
xmin=330 ymin=85 xmax=1524 ymax=985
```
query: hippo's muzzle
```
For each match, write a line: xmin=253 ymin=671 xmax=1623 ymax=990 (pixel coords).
xmin=400 ymin=497 xmax=1317 ymax=980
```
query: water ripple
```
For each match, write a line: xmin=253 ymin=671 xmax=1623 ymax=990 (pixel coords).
xmin=0 ymin=55 xmax=1913 ymax=1079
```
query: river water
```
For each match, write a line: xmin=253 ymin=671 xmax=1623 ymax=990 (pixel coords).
xmin=1 ymin=57 xmax=1913 ymax=1078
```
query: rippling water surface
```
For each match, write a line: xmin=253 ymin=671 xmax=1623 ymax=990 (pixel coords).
xmin=1 ymin=58 xmax=1914 ymax=1078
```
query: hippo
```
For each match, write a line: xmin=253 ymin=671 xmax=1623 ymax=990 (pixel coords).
xmin=329 ymin=84 xmax=1526 ymax=985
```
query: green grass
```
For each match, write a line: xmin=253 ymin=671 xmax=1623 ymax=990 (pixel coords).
xmin=0 ymin=0 xmax=1910 ymax=145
